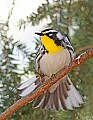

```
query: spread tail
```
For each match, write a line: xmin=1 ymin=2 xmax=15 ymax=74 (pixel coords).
xmin=33 ymin=76 xmax=84 ymax=110
xmin=18 ymin=76 xmax=84 ymax=111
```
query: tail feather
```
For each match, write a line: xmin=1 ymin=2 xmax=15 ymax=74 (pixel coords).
xmin=33 ymin=94 xmax=45 ymax=108
xmin=41 ymin=92 xmax=50 ymax=109
xmin=68 ymin=88 xmax=79 ymax=108
xmin=33 ymin=76 xmax=84 ymax=111
xmin=53 ymin=87 xmax=59 ymax=110
xmin=18 ymin=75 xmax=84 ymax=111
xmin=50 ymin=92 xmax=55 ymax=109
xmin=62 ymin=81 xmax=68 ymax=98
xmin=65 ymin=80 xmax=70 ymax=91
xmin=19 ymin=83 xmax=37 ymax=97
xmin=18 ymin=76 xmax=38 ymax=90
xmin=44 ymin=92 xmax=56 ymax=110
xmin=18 ymin=76 xmax=39 ymax=97
xmin=57 ymin=86 xmax=64 ymax=110
xmin=70 ymin=84 xmax=83 ymax=104
xmin=59 ymin=81 xmax=68 ymax=110
xmin=65 ymin=95 xmax=74 ymax=110
xmin=68 ymin=77 xmax=83 ymax=104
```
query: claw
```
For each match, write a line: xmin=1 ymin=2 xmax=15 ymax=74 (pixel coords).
xmin=77 ymin=56 xmax=81 ymax=64
xmin=35 ymin=72 xmax=43 ymax=85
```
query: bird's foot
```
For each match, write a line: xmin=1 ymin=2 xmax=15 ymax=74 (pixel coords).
xmin=35 ymin=72 xmax=44 ymax=85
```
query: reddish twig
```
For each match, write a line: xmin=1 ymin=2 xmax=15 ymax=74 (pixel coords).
xmin=0 ymin=48 xmax=93 ymax=120
xmin=75 ymin=45 xmax=93 ymax=55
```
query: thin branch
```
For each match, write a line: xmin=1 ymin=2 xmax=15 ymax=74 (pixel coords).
xmin=0 ymin=48 xmax=93 ymax=120
xmin=75 ymin=45 xmax=93 ymax=55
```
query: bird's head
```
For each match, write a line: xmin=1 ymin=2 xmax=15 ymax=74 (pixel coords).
xmin=35 ymin=28 xmax=73 ymax=54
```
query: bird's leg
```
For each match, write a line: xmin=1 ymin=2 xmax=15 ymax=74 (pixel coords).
xmin=51 ymin=74 xmax=56 ymax=79
xmin=35 ymin=72 xmax=44 ymax=84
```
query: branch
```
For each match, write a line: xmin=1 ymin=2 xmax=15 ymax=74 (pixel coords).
xmin=75 ymin=45 xmax=93 ymax=55
xmin=0 ymin=48 xmax=93 ymax=120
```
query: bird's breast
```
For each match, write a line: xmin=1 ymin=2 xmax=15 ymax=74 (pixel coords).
xmin=39 ymin=49 xmax=71 ymax=76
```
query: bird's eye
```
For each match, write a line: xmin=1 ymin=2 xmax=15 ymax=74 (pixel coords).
xmin=48 ymin=32 xmax=57 ymax=37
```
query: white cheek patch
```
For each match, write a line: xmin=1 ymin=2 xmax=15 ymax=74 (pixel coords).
xmin=57 ymin=32 xmax=63 ymax=40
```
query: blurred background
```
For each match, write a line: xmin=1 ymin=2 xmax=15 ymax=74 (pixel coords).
xmin=0 ymin=0 xmax=93 ymax=120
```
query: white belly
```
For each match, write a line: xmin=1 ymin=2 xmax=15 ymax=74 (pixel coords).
xmin=40 ymin=49 xmax=71 ymax=76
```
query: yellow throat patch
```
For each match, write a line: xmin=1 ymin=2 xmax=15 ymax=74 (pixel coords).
xmin=41 ymin=35 xmax=64 ymax=54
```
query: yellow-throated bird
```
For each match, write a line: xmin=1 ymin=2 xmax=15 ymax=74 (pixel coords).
xmin=18 ymin=28 xmax=84 ymax=111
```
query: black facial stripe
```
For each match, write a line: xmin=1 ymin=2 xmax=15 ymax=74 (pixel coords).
xmin=55 ymin=39 xmax=62 ymax=46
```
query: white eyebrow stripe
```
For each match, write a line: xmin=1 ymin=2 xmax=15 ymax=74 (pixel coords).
xmin=50 ymin=30 xmax=58 ymax=32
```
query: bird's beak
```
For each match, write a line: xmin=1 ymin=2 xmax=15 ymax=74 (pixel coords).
xmin=35 ymin=32 xmax=43 ymax=36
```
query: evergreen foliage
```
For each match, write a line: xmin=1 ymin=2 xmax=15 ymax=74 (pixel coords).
xmin=0 ymin=0 xmax=93 ymax=119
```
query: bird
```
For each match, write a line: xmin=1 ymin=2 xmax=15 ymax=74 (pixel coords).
xmin=18 ymin=28 xmax=84 ymax=111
